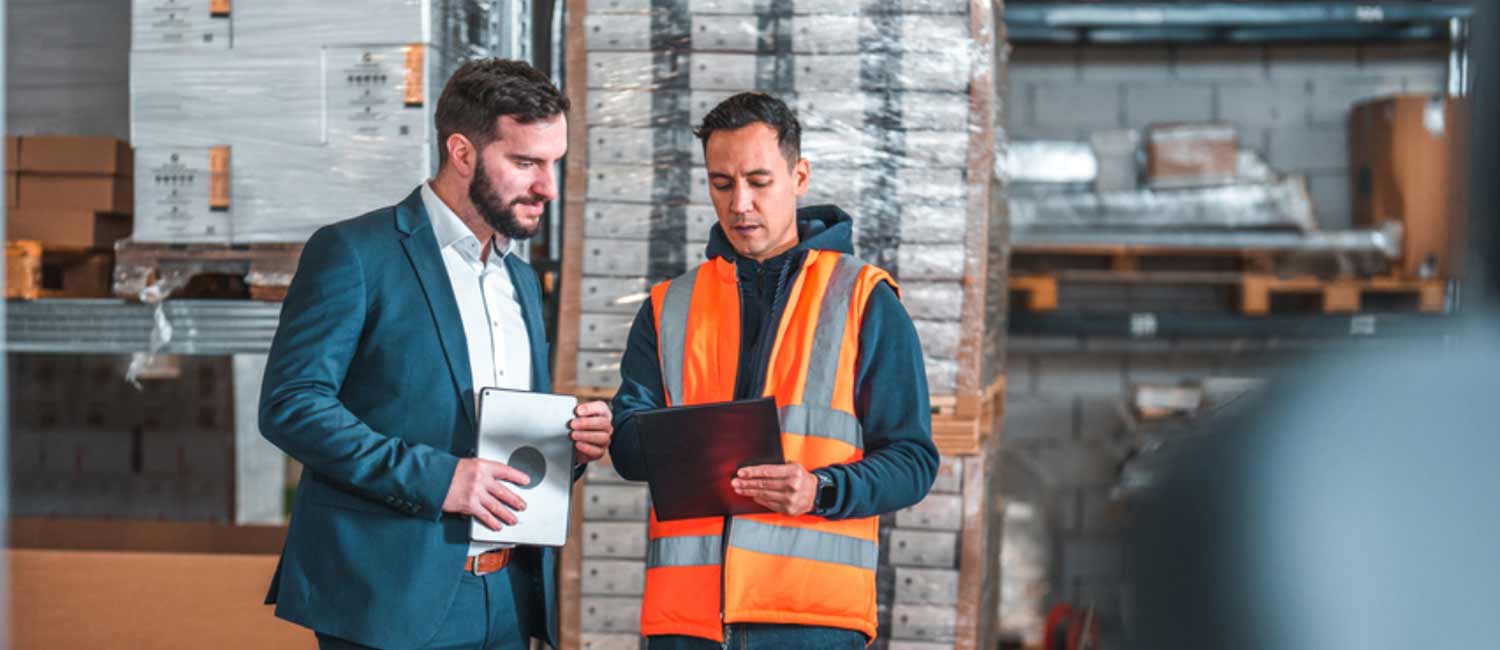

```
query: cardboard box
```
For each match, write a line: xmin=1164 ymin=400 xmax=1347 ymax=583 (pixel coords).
xmin=1350 ymin=95 xmax=1471 ymax=280
xmin=6 ymin=172 xmax=15 ymax=208
xmin=17 ymin=175 xmax=133 ymax=213
xmin=5 ymin=240 xmax=42 ymax=300
xmin=16 ymin=136 xmax=133 ymax=176
xmin=7 ymin=209 xmax=131 ymax=249
xmin=6 ymin=135 xmax=18 ymax=173
xmin=1145 ymin=123 xmax=1238 ymax=189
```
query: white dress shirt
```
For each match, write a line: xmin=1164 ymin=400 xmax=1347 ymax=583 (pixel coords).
xmin=420 ymin=183 xmax=532 ymax=556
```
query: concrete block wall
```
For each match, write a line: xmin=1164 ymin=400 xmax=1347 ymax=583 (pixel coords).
xmin=1000 ymin=336 xmax=1351 ymax=644
xmin=1007 ymin=42 xmax=1450 ymax=229
xmin=8 ymin=354 xmax=237 ymax=522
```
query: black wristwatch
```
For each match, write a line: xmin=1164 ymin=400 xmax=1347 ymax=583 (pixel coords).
xmin=813 ymin=470 xmax=838 ymax=512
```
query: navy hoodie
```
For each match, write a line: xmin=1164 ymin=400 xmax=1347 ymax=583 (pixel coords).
xmin=608 ymin=204 xmax=938 ymax=519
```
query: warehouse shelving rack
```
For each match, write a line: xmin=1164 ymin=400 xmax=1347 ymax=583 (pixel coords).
xmin=1005 ymin=2 xmax=1473 ymax=44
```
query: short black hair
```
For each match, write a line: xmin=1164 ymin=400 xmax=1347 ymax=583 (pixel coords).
xmin=694 ymin=92 xmax=801 ymax=166
xmin=434 ymin=58 xmax=570 ymax=167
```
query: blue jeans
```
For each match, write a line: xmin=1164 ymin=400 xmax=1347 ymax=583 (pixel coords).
xmin=649 ymin=624 xmax=867 ymax=650
xmin=316 ymin=566 xmax=532 ymax=650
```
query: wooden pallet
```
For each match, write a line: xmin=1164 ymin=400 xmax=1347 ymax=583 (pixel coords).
xmin=1010 ymin=272 xmax=1448 ymax=316
xmin=1239 ymin=274 xmax=1446 ymax=315
xmin=112 ymin=241 xmax=302 ymax=301
xmin=6 ymin=239 xmax=115 ymax=300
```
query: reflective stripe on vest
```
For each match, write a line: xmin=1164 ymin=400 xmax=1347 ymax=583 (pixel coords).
xmin=657 ymin=264 xmax=699 ymax=407
xmin=778 ymin=403 xmax=862 ymax=449
xmin=648 ymin=534 xmax=722 ymax=567
xmin=727 ymin=518 xmax=878 ymax=571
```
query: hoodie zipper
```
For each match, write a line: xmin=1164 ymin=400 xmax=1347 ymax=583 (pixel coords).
xmin=720 ymin=254 xmax=802 ymax=632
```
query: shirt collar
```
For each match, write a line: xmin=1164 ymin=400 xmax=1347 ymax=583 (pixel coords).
xmin=420 ymin=182 xmax=513 ymax=262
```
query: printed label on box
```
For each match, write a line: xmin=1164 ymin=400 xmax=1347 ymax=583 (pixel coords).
xmin=324 ymin=46 xmax=431 ymax=146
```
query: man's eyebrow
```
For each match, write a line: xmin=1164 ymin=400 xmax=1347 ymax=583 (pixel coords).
xmin=707 ymin=169 xmax=773 ymax=180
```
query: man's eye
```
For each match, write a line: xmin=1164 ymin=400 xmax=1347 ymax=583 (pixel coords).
xmin=712 ymin=183 xmax=732 ymax=191
xmin=749 ymin=181 xmax=770 ymax=188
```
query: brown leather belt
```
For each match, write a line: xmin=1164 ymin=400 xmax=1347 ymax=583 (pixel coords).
xmin=464 ymin=548 xmax=512 ymax=576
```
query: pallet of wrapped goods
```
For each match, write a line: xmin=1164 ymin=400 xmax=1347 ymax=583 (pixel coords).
xmin=557 ymin=0 xmax=1006 ymax=451
xmin=126 ymin=0 xmax=517 ymax=247
xmin=553 ymin=2 xmax=1006 ymax=649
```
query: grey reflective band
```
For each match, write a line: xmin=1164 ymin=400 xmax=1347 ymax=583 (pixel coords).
xmin=779 ymin=404 xmax=863 ymax=450
xmin=801 ymin=255 xmax=865 ymax=409
xmin=647 ymin=534 xmax=722 ymax=568
xmin=727 ymin=518 xmax=878 ymax=571
xmin=657 ymin=267 xmax=699 ymax=406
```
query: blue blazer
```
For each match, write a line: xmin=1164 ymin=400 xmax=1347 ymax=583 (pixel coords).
xmin=260 ymin=188 xmax=560 ymax=649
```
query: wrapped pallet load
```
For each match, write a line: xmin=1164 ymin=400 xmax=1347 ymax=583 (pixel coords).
xmin=553 ymin=2 xmax=1008 ymax=650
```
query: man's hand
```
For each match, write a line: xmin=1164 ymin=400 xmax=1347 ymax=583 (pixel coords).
xmin=732 ymin=463 xmax=818 ymax=517
xmin=570 ymin=401 xmax=613 ymax=464
xmin=442 ymin=458 xmax=530 ymax=531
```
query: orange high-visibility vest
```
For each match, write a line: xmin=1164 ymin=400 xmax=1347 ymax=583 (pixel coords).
xmin=641 ymin=249 xmax=895 ymax=642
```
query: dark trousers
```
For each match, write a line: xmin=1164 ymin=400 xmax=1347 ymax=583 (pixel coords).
xmin=316 ymin=566 xmax=532 ymax=650
xmin=649 ymin=623 xmax=866 ymax=650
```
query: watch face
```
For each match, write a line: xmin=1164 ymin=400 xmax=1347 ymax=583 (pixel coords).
xmin=817 ymin=481 xmax=837 ymax=509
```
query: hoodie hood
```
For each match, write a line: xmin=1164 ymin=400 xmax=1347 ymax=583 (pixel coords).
xmin=703 ymin=204 xmax=856 ymax=263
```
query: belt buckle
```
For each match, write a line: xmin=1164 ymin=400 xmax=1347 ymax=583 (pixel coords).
xmin=469 ymin=554 xmax=484 ymax=576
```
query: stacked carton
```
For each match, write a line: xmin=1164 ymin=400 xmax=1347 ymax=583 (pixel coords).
xmin=572 ymin=0 xmax=997 ymax=399
xmin=10 ymin=354 xmax=236 ymax=522
xmin=7 ymin=136 xmax=134 ymax=249
xmin=128 ymin=0 xmax=521 ymax=243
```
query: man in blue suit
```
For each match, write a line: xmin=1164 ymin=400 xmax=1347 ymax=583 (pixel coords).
xmin=259 ymin=59 xmax=612 ymax=650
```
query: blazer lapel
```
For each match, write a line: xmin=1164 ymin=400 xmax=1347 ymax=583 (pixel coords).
xmin=504 ymin=255 xmax=551 ymax=393
xmin=395 ymin=189 xmax=477 ymax=428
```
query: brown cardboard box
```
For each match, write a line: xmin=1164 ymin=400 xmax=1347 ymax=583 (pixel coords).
xmin=16 ymin=174 xmax=132 ymax=213
xmin=1145 ymin=123 xmax=1238 ymax=189
xmin=1350 ymin=95 xmax=1471 ymax=280
xmin=5 ymin=135 xmax=18 ymax=173
xmin=5 ymin=172 xmax=15 ymax=208
xmin=16 ymin=136 xmax=133 ymax=176
xmin=5 ymin=240 xmax=42 ymax=300
xmin=7 ymin=208 xmax=131 ymax=249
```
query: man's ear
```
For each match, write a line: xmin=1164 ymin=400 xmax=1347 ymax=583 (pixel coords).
xmin=446 ymin=133 xmax=476 ymax=178
xmin=793 ymin=157 xmax=810 ymax=197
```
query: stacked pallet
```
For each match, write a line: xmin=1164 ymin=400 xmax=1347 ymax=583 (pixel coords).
xmin=5 ymin=136 xmax=134 ymax=299
xmin=555 ymin=2 xmax=1004 ymax=647
xmin=558 ymin=0 xmax=1005 ymax=440
xmin=577 ymin=460 xmax=651 ymax=650
xmin=119 ymin=0 xmax=523 ymax=296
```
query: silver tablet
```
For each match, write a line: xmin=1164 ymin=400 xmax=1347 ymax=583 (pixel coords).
xmin=470 ymin=387 xmax=577 ymax=547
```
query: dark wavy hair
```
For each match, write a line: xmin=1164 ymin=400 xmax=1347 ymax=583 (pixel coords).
xmin=695 ymin=92 xmax=801 ymax=166
xmin=434 ymin=58 xmax=570 ymax=167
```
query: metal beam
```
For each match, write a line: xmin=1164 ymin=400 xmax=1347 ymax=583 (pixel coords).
xmin=1005 ymin=2 xmax=1471 ymax=43
xmin=5 ymin=300 xmax=281 ymax=355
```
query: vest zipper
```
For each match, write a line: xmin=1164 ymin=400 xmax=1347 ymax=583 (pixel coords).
xmin=720 ymin=514 xmax=731 ymax=626
xmin=722 ymin=253 xmax=801 ymax=633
